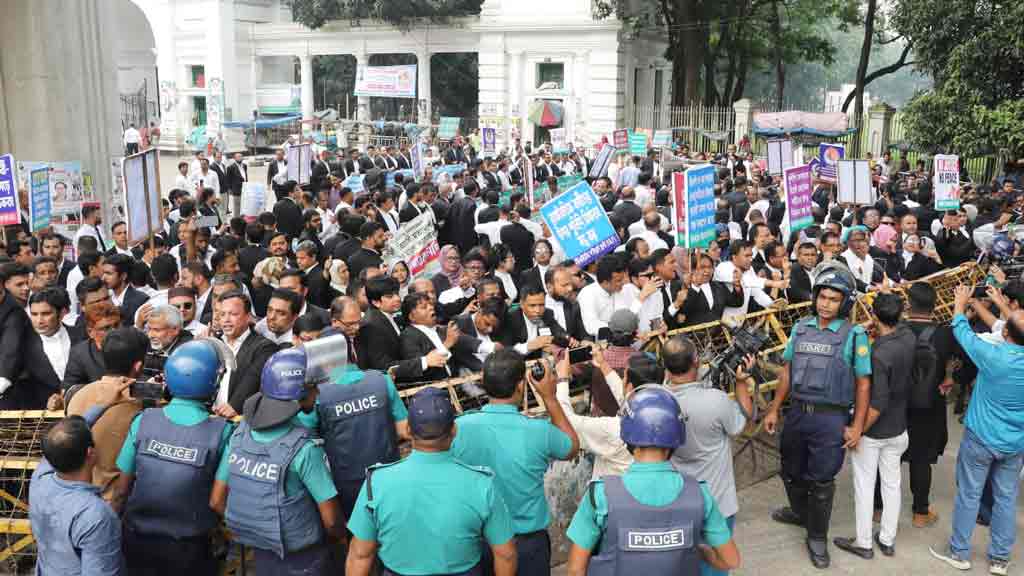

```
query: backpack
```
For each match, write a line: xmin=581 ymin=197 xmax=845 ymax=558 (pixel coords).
xmin=909 ymin=325 xmax=939 ymax=410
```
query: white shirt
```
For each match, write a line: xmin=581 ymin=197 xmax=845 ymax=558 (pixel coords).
xmin=123 ymin=127 xmax=141 ymax=145
xmin=634 ymin=185 xmax=653 ymax=207
xmin=535 ymin=264 xmax=550 ymax=292
xmin=110 ymin=285 xmax=129 ymax=307
xmin=474 ymin=219 xmax=510 ymax=247
xmin=273 ymin=160 xmax=289 ymax=185
xmin=189 ymin=158 xmax=203 ymax=178
xmin=196 ymin=286 xmax=213 ymax=322
xmin=174 ymin=174 xmax=191 ymax=191
xmin=545 ymin=295 xmax=568 ymax=332
xmin=519 ymin=218 xmax=544 ymax=241
xmin=556 ymin=371 xmax=631 ymax=478
xmin=255 ymin=317 xmax=293 ymax=345
xmin=469 ymin=315 xmax=498 ymax=366
xmin=622 ymin=283 xmax=664 ymax=332
xmin=216 ymin=329 xmax=251 ymax=407
xmin=841 ymin=249 xmax=875 ymax=288
xmin=496 ymin=270 xmax=517 ymax=302
xmin=64 ymin=266 xmax=85 ymax=326
xmin=186 ymin=319 xmax=209 ymax=337
xmin=190 ymin=170 xmax=220 ymax=196
xmin=513 ymin=311 xmax=547 ymax=355
xmin=39 ymin=326 xmax=72 ymax=381
xmin=627 ymin=213 xmax=671 ymax=237
xmin=633 ymin=230 xmax=669 ymax=253
xmin=713 ymin=261 xmax=773 ymax=321
xmin=439 ymin=285 xmax=473 ymax=305
xmin=413 ymin=324 xmax=451 ymax=376
xmin=74 ymin=224 xmax=106 ymax=253
xmin=578 ymin=282 xmax=644 ymax=337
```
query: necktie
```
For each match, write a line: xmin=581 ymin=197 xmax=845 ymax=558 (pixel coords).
xmin=94 ymin=226 xmax=106 ymax=252
xmin=348 ymin=337 xmax=359 ymax=365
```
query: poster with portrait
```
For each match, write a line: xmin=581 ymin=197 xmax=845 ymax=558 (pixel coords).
xmin=122 ymin=148 xmax=162 ymax=245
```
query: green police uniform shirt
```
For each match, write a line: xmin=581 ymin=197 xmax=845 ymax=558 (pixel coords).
xmin=347 ymin=450 xmax=514 ymax=575
xmin=296 ymin=367 xmax=409 ymax=432
xmin=782 ymin=317 xmax=872 ymax=377
xmin=116 ymin=398 xmax=235 ymax=475
xmin=450 ymin=403 xmax=573 ymax=534
xmin=567 ymin=461 xmax=732 ymax=551
xmin=214 ymin=415 xmax=338 ymax=503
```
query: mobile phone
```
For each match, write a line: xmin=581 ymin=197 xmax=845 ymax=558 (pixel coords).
xmin=538 ymin=327 xmax=552 ymax=337
xmin=568 ymin=346 xmax=593 ymax=364
xmin=197 ymin=215 xmax=220 ymax=228
xmin=130 ymin=381 xmax=165 ymax=401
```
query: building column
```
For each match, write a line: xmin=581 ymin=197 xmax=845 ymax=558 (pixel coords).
xmin=867 ymin=102 xmax=896 ymax=157
xmin=417 ymin=50 xmax=432 ymax=126
xmin=732 ymin=98 xmax=758 ymax=147
xmin=353 ymin=52 xmax=370 ymax=123
xmin=300 ymin=53 xmax=314 ymax=124
xmin=573 ymin=49 xmax=589 ymax=146
xmin=507 ymin=50 xmax=522 ymax=143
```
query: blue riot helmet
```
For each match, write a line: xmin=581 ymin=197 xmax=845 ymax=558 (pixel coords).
xmin=811 ymin=260 xmax=857 ymax=316
xmin=164 ymin=338 xmax=235 ymax=401
xmin=619 ymin=385 xmax=686 ymax=450
xmin=249 ymin=347 xmax=311 ymax=429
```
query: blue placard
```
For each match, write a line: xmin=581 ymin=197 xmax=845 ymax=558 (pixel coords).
xmin=29 ymin=167 xmax=51 ymax=232
xmin=342 ymin=174 xmax=364 ymax=194
xmin=683 ymin=164 xmax=717 ymax=248
xmin=0 ymin=155 xmax=18 ymax=227
xmin=385 ymin=169 xmax=415 ymax=189
xmin=817 ymin=143 xmax=845 ymax=182
xmin=540 ymin=181 xmax=620 ymax=267
xmin=432 ymin=163 xmax=466 ymax=184
xmin=629 ymin=132 xmax=648 ymax=157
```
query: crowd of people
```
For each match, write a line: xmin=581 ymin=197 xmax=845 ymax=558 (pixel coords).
xmin=9 ymin=136 xmax=1024 ymax=575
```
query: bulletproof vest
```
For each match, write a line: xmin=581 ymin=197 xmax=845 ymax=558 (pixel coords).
xmin=588 ymin=471 xmax=704 ymax=576
xmin=317 ymin=370 xmax=399 ymax=485
xmin=225 ymin=422 xmax=323 ymax=558
xmin=789 ymin=321 xmax=855 ymax=406
xmin=124 ymin=408 xmax=228 ymax=539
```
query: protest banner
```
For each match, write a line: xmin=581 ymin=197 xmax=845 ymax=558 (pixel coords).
xmin=613 ymin=129 xmax=629 ymax=149
xmin=933 ymin=154 xmax=961 ymax=210
xmin=588 ymin=145 xmax=616 ymax=179
xmin=0 ymin=155 xmax=19 ymax=227
xmin=526 ymin=161 xmax=536 ymax=210
xmin=411 ymin=141 xmax=425 ymax=180
xmin=540 ymin=180 xmax=620 ymax=267
xmin=121 ymin=148 xmax=162 ymax=245
xmin=241 ymin=182 xmax=267 ymax=218
xmin=629 ymin=132 xmax=648 ymax=157
xmin=343 ymin=174 xmax=365 ymax=194
xmin=550 ymin=128 xmax=568 ymax=154
xmin=817 ymin=143 xmax=845 ymax=182
xmin=482 ymin=127 xmax=496 ymax=156
xmin=783 ymin=164 xmax=814 ymax=233
xmin=675 ymin=164 xmax=716 ymax=248
xmin=837 ymin=159 xmax=874 ymax=205
xmin=386 ymin=169 xmax=416 ymax=189
xmin=286 ymin=143 xmax=312 ymax=185
xmin=432 ymin=164 xmax=466 ymax=184
xmin=29 ymin=167 xmax=51 ymax=232
xmin=383 ymin=211 xmax=441 ymax=279
xmin=353 ymin=65 xmax=417 ymax=99
xmin=501 ymin=174 xmax=583 ymax=208
xmin=438 ymin=117 xmax=461 ymax=140
xmin=767 ymin=139 xmax=794 ymax=176
xmin=652 ymin=130 xmax=672 ymax=148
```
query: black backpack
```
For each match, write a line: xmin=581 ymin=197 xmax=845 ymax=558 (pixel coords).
xmin=909 ymin=325 xmax=939 ymax=410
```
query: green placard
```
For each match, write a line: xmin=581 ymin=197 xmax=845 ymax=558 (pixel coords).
xmin=438 ymin=117 xmax=461 ymax=140
xmin=500 ymin=174 xmax=584 ymax=207
xmin=629 ymin=132 xmax=648 ymax=156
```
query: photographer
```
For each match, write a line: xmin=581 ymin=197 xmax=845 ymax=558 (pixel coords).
xmin=143 ymin=304 xmax=193 ymax=376
xmin=665 ymin=335 xmax=753 ymax=576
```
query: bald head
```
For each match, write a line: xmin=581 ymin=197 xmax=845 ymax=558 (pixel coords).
xmin=42 ymin=416 xmax=94 ymax=474
xmin=621 ymin=187 xmax=635 ymax=201
xmin=330 ymin=296 xmax=363 ymax=339
xmin=644 ymin=210 xmax=661 ymax=230
xmin=662 ymin=335 xmax=698 ymax=378
xmin=410 ymin=278 xmax=436 ymax=302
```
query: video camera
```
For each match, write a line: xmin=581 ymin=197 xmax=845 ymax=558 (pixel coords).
xmin=705 ymin=324 xmax=772 ymax=393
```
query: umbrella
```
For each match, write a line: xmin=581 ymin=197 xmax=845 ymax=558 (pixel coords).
xmin=528 ymin=100 xmax=563 ymax=127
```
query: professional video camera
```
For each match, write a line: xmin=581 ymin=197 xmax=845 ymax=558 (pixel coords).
xmin=704 ymin=324 xmax=772 ymax=394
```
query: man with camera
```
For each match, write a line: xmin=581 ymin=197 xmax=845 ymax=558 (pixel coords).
xmin=763 ymin=262 xmax=872 ymax=569
xmin=111 ymin=340 xmax=233 ymax=576
xmin=664 ymin=335 xmax=753 ymax=576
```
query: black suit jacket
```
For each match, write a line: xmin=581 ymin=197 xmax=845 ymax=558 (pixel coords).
xmin=226 ymin=162 xmax=247 ymax=196
xmin=58 ymin=260 xmax=76 ymax=288
xmin=398 ymin=325 xmax=463 ymax=382
xmin=658 ymin=279 xmax=685 ymax=330
xmin=63 ymin=340 xmax=105 ymax=392
xmin=451 ymin=313 xmax=487 ymax=373
xmin=304 ymin=264 xmax=335 ymax=309
xmin=357 ymin=308 xmax=424 ymax=384
xmin=788 ymin=267 xmax=814 ymax=303
xmin=267 ymin=160 xmax=288 ymax=200
xmin=0 ymin=295 xmax=29 ymax=388
xmin=499 ymin=308 xmax=569 ymax=360
xmin=477 ymin=205 xmax=500 ymax=225
xmin=902 ymin=252 xmax=941 ymax=281
xmin=302 ymin=303 xmax=331 ymax=326
xmin=555 ymin=299 xmax=587 ymax=342
xmin=273 ymin=198 xmax=304 ymax=240
xmin=680 ymin=282 xmax=744 ymax=327
xmin=310 ymin=160 xmax=330 ymax=193
xmin=239 ymin=245 xmax=268 ymax=282
xmin=210 ymin=162 xmax=229 ymax=195
xmin=17 ymin=328 xmax=83 ymax=409
xmin=499 ymin=223 xmax=535 ymax=273
xmin=520 ymin=266 xmax=545 ymax=292
xmin=348 ymin=248 xmax=384 ymax=281
xmin=119 ymin=287 xmax=150 ymax=328
xmin=934 ymin=228 xmax=974 ymax=269
xmin=396 ymin=154 xmax=412 ymax=170
xmin=399 ymin=202 xmax=426 ymax=224
xmin=445 ymin=197 xmax=479 ymax=255
xmin=225 ymin=330 xmax=279 ymax=413
xmin=612 ymin=201 xmax=642 ymax=228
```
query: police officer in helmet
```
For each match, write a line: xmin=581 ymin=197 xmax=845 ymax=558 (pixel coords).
xmin=346 ymin=387 xmax=518 ymax=576
xmin=566 ymin=384 xmax=740 ymax=575
xmin=210 ymin=347 xmax=345 ymax=575
xmin=763 ymin=261 xmax=872 ymax=569
xmin=111 ymin=339 xmax=234 ymax=576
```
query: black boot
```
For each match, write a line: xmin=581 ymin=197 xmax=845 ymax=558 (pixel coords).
xmin=806 ymin=480 xmax=836 ymax=569
xmin=772 ymin=476 xmax=808 ymax=527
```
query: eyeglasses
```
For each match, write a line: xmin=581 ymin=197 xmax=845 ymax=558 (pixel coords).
xmin=171 ymin=302 xmax=195 ymax=310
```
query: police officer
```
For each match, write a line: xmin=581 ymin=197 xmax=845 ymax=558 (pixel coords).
xmin=111 ymin=340 xmax=234 ymax=576
xmin=210 ymin=347 xmax=345 ymax=576
xmin=346 ymin=387 xmax=518 ymax=576
xmin=565 ymin=386 xmax=740 ymax=575
xmin=310 ymin=334 xmax=412 ymax=520
xmin=763 ymin=261 xmax=872 ymax=569
xmin=450 ymin=349 xmax=580 ymax=576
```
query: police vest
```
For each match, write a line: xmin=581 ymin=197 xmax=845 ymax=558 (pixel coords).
xmin=224 ymin=422 xmax=323 ymax=558
xmin=124 ymin=408 xmax=228 ymax=539
xmin=587 ymin=471 xmax=704 ymax=576
xmin=317 ymin=370 xmax=399 ymax=486
xmin=790 ymin=321 xmax=855 ymax=407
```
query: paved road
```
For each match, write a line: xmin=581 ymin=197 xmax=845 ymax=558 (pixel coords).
xmin=555 ymin=407 xmax=1024 ymax=575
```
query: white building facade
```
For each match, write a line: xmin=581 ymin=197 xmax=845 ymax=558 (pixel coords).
xmin=130 ymin=0 xmax=670 ymax=152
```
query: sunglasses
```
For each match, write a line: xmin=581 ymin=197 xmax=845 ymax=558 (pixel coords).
xmin=172 ymin=302 xmax=195 ymax=310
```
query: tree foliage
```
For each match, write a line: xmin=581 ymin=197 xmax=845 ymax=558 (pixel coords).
xmin=593 ymin=0 xmax=860 ymax=106
xmin=893 ymin=0 xmax=1024 ymax=156
xmin=286 ymin=0 xmax=483 ymax=30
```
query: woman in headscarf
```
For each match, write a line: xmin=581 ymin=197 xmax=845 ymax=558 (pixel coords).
xmin=390 ymin=260 xmax=412 ymax=299
xmin=431 ymin=244 xmax=462 ymax=295
xmin=327 ymin=258 xmax=350 ymax=296
xmin=869 ymin=223 xmax=902 ymax=282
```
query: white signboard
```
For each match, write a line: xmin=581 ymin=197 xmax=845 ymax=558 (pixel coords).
xmin=767 ymin=139 xmax=794 ymax=176
xmin=121 ymin=149 xmax=162 ymax=245
xmin=837 ymin=159 xmax=874 ymax=205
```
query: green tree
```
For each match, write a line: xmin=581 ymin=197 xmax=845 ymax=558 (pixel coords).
xmin=286 ymin=0 xmax=482 ymax=30
xmin=893 ymin=0 xmax=1024 ymax=156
